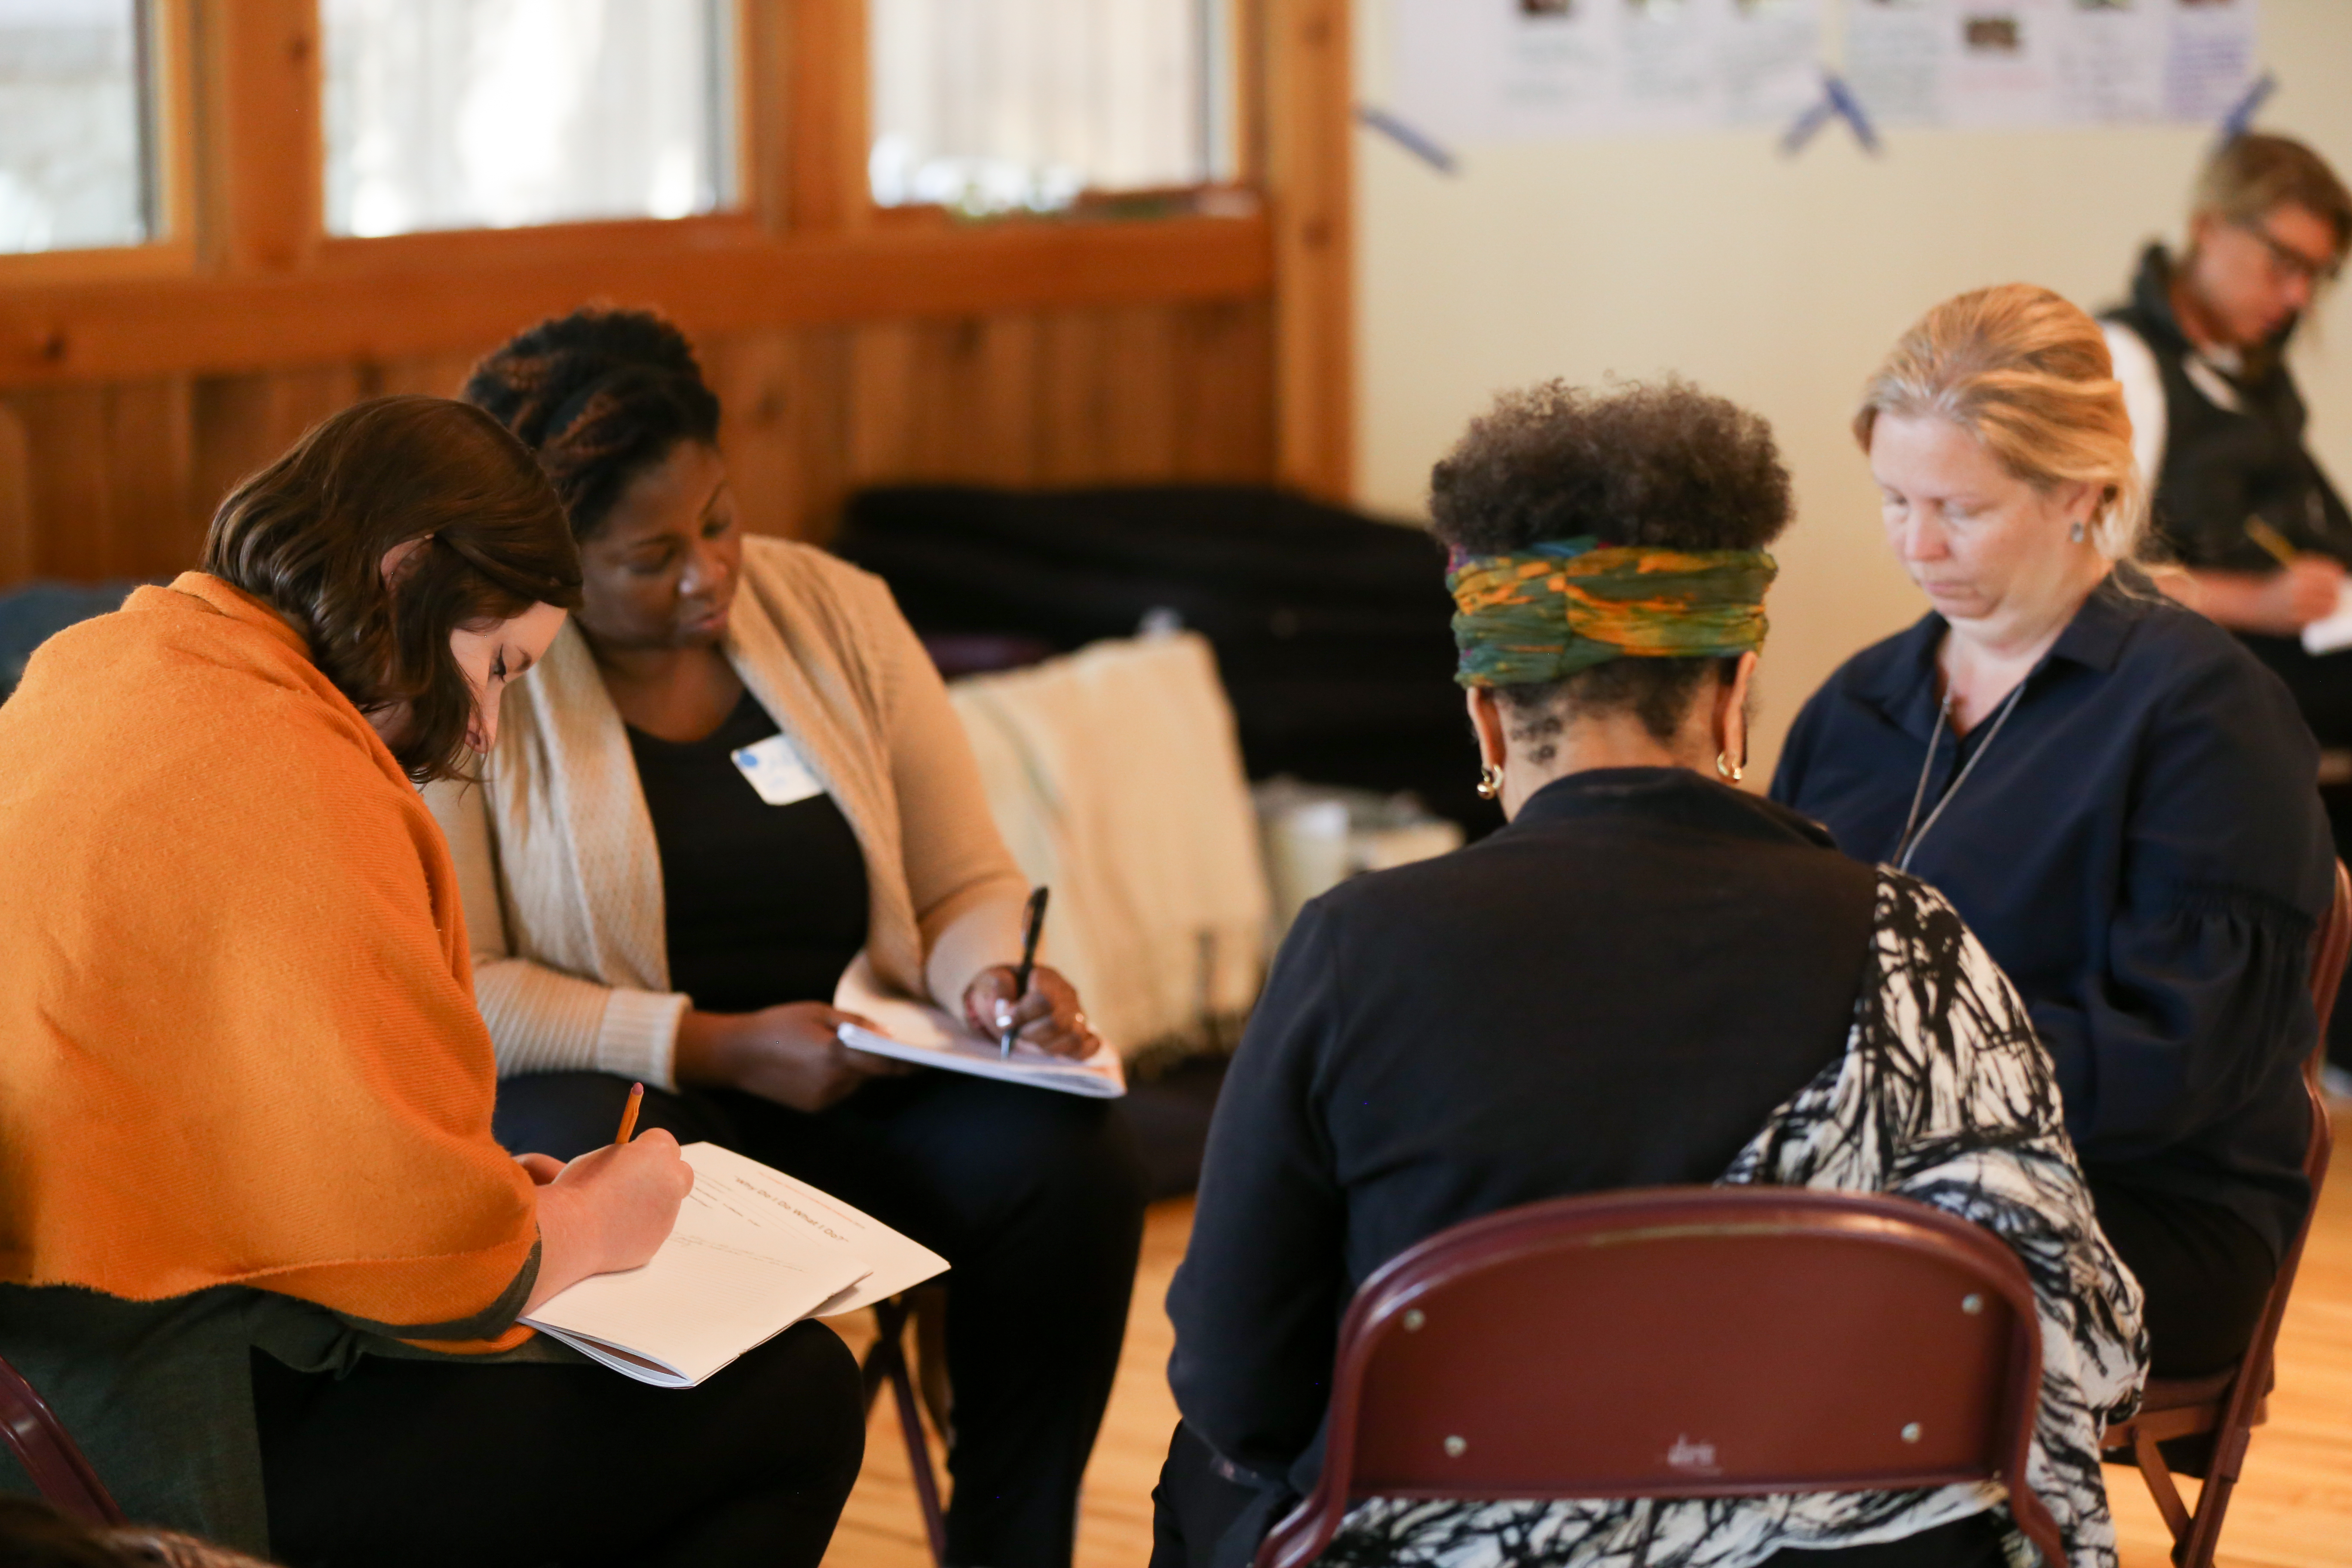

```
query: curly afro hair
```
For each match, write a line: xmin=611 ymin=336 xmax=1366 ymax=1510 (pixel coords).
xmin=1428 ymin=377 xmax=1792 ymax=749
xmin=462 ymin=306 xmax=721 ymax=540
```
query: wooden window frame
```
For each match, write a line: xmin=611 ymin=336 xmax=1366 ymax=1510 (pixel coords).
xmin=0 ymin=0 xmax=199 ymax=287
xmin=0 ymin=0 xmax=1346 ymax=497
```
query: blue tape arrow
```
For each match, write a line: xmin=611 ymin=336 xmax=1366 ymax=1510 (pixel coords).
xmin=1355 ymin=105 xmax=1459 ymax=175
xmin=2216 ymin=71 xmax=2277 ymax=145
xmin=1782 ymin=72 xmax=1881 ymax=158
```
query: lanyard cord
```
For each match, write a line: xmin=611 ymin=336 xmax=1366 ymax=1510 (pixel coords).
xmin=1893 ymin=682 xmax=2026 ymax=873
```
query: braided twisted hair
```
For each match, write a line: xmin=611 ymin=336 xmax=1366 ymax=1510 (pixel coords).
xmin=462 ymin=306 xmax=723 ymax=540
xmin=1430 ymin=377 xmax=1789 ymax=750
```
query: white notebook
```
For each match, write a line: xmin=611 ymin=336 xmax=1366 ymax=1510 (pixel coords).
xmin=522 ymin=1142 xmax=949 ymax=1387
xmin=2305 ymin=583 xmax=2352 ymax=655
xmin=833 ymin=955 xmax=1127 ymax=1100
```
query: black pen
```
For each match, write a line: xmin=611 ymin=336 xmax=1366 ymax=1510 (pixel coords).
xmin=1001 ymin=886 xmax=1050 ymax=1058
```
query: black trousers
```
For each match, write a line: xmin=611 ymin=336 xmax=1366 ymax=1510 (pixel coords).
xmin=496 ymin=1069 xmax=1148 ymax=1568
xmin=2085 ymin=1172 xmax=2278 ymax=1379
xmin=254 ymin=1319 xmax=864 ymax=1568
xmin=1147 ymin=1424 xmax=2010 ymax=1568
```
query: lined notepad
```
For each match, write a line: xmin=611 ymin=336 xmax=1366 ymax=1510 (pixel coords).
xmin=522 ymin=1142 xmax=949 ymax=1387
xmin=833 ymin=955 xmax=1127 ymax=1100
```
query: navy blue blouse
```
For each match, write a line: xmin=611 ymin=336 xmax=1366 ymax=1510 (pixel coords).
xmin=1773 ymin=575 xmax=2328 ymax=1258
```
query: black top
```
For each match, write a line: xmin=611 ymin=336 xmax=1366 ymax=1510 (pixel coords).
xmin=627 ymin=691 xmax=870 ymax=1014
xmin=1773 ymin=575 xmax=2327 ymax=1257
xmin=2104 ymin=242 xmax=2352 ymax=574
xmin=1167 ymin=769 xmax=1877 ymax=1487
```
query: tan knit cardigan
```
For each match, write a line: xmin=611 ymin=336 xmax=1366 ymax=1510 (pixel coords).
xmin=425 ymin=537 xmax=1029 ymax=1090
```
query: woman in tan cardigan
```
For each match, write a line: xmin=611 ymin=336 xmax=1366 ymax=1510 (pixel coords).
xmin=433 ymin=308 xmax=1147 ymax=1568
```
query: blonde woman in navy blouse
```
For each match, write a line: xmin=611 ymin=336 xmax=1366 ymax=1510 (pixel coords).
xmin=1775 ymin=283 xmax=2333 ymax=1384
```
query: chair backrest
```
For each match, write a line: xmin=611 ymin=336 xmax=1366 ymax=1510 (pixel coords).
xmin=0 ymin=1353 xmax=124 ymax=1528
xmin=2303 ymin=859 xmax=2349 ymax=1151
xmin=1259 ymin=1187 xmax=2065 ymax=1568
xmin=2233 ymin=857 xmax=2349 ymax=1403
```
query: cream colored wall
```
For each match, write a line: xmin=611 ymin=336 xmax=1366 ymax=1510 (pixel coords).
xmin=1354 ymin=0 xmax=2352 ymax=782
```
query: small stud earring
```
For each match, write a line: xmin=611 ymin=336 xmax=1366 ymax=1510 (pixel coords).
xmin=1476 ymin=764 xmax=1504 ymax=801
xmin=1715 ymin=751 xmax=1744 ymax=784
xmin=2070 ymin=519 xmax=2086 ymax=543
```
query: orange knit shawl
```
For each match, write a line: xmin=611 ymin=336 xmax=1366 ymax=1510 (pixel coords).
xmin=0 ymin=574 xmax=538 ymax=1341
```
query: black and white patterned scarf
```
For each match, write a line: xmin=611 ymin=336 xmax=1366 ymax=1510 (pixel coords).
xmin=1323 ymin=872 xmax=2149 ymax=1568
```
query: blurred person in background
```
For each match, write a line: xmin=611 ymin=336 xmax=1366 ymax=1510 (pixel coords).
xmin=2100 ymin=134 xmax=2352 ymax=1082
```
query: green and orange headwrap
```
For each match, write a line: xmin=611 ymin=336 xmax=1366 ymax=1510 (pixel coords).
xmin=1446 ymin=537 xmax=1778 ymax=688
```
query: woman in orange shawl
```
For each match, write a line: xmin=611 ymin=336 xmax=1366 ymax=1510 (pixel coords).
xmin=0 ymin=398 xmax=863 ymax=1567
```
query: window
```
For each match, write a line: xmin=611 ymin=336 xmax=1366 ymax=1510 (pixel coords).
xmin=0 ymin=0 xmax=153 ymax=254
xmin=322 ymin=0 xmax=736 ymax=239
xmin=870 ymin=0 xmax=1234 ymax=214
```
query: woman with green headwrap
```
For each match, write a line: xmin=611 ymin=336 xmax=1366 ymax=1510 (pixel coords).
xmin=1151 ymin=379 xmax=2145 ymax=1568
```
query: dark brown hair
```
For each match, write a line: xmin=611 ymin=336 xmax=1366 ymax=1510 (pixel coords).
xmin=1428 ymin=377 xmax=1791 ymax=750
xmin=201 ymin=395 xmax=583 ymax=784
xmin=2193 ymin=133 xmax=2352 ymax=259
xmin=461 ymin=306 xmax=722 ymax=539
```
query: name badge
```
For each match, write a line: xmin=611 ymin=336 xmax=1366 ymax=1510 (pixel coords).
xmin=730 ymin=732 xmax=826 ymax=807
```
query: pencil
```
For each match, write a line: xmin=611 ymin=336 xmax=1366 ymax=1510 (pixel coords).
xmin=2245 ymin=516 xmax=2300 ymax=569
xmin=614 ymin=1081 xmax=644 ymax=1146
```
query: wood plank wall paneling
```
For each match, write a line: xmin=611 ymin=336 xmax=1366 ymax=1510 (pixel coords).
xmin=9 ymin=377 xmax=200 ymax=582
xmin=0 ymin=299 xmax=1276 ymax=586
xmin=202 ymin=0 xmax=323 ymax=274
xmin=777 ymin=0 xmax=873 ymax=234
xmin=0 ymin=0 xmax=1347 ymax=589
xmin=1265 ymin=0 xmax=1352 ymax=502
xmin=0 ymin=403 xmax=31 ymax=581
xmin=0 ymin=215 xmax=1274 ymax=389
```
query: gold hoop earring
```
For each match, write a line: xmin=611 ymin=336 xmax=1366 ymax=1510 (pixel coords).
xmin=1476 ymin=764 xmax=1504 ymax=801
xmin=1715 ymin=751 xmax=1744 ymax=785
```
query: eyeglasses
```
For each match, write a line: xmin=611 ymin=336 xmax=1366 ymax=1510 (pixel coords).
xmin=2236 ymin=218 xmax=2344 ymax=288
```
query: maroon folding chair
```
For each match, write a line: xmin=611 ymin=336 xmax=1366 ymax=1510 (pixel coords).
xmin=862 ymin=1293 xmax=949 ymax=1568
xmin=0 ymin=1352 xmax=123 ymax=1528
xmin=1258 ymin=1187 xmax=2067 ymax=1568
xmin=2098 ymin=857 xmax=2349 ymax=1568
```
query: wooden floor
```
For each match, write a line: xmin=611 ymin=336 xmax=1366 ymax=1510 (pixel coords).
xmin=827 ymin=1106 xmax=2352 ymax=1568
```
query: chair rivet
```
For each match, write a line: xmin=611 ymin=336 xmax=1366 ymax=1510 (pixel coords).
xmin=1901 ymin=1423 xmax=1923 ymax=1444
xmin=1961 ymin=1294 xmax=1984 ymax=1315
xmin=1403 ymin=1309 xmax=1426 ymax=1332
xmin=1444 ymin=1435 xmax=1467 ymax=1458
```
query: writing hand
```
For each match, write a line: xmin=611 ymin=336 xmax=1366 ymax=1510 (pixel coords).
xmin=516 ymin=1152 xmax=565 ymax=1185
xmin=523 ymin=1127 xmax=697 ymax=1312
xmin=963 ymin=964 xmax=1100 ymax=1059
xmin=2263 ymin=555 xmax=2346 ymax=631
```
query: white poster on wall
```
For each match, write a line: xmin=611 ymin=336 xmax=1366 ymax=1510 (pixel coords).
xmin=1843 ymin=0 xmax=2258 ymax=130
xmin=2163 ymin=0 xmax=2260 ymax=122
xmin=1390 ymin=0 xmax=1826 ymax=145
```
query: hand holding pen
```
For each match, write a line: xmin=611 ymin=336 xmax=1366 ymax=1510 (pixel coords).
xmin=960 ymin=887 xmax=1102 ymax=1059
xmin=2243 ymin=516 xmax=2348 ymax=629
